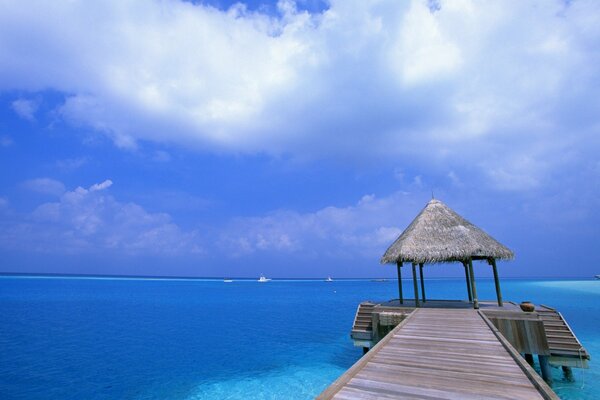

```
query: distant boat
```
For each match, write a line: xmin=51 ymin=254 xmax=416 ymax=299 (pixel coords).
xmin=325 ymin=276 xmax=333 ymax=282
xmin=371 ymin=279 xmax=388 ymax=282
xmin=595 ymin=275 xmax=600 ymax=280
xmin=258 ymin=274 xmax=271 ymax=283
xmin=223 ymin=279 xmax=233 ymax=283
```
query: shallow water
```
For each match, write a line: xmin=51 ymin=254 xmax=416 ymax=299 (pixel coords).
xmin=0 ymin=276 xmax=597 ymax=399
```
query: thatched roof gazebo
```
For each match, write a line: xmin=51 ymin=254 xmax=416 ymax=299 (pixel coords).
xmin=381 ymin=199 xmax=514 ymax=309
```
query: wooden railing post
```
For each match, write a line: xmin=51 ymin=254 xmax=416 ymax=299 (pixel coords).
xmin=489 ymin=258 xmax=503 ymax=307
xmin=463 ymin=261 xmax=472 ymax=302
xmin=468 ymin=258 xmax=479 ymax=309
xmin=396 ymin=261 xmax=403 ymax=304
xmin=539 ymin=355 xmax=553 ymax=384
xmin=411 ymin=263 xmax=420 ymax=308
xmin=419 ymin=263 xmax=426 ymax=303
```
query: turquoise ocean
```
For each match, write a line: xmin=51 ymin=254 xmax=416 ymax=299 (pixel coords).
xmin=0 ymin=276 xmax=598 ymax=399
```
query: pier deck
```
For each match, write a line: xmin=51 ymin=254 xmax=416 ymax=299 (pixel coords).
xmin=319 ymin=308 xmax=557 ymax=400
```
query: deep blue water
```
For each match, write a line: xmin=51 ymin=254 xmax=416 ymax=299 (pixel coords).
xmin=0 ymin=276 xmax=598 ymax=399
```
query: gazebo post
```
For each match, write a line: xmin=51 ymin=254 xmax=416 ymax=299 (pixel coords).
xmin=489 ymin=258 xmax=503 ymax=307
xmin=411 ymin=262 xmax=420 ymax=307
xmin=468 ymin=258 xmax=479 ymax=309
xmin=419 ymin=263 xmax=426 ymax=303
xmin=381 ymin=200 xmax=514 ymax=309
xmin=396 ymin=261 xmax=403 ymax=304
xmin=463 ymin=261 xmax=472 ymax=302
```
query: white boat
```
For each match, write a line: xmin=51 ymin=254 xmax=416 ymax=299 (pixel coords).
xmin=224 ymin=279 xmax=233 ymax=283
xmin=258 ymin=274 xmax=271 ymax=282
xmin=325 ymin=276 xmax=333 ymax=282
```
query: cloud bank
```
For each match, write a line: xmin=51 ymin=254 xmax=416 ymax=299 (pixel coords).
xmin=2 ymin=178 xmax=414 ymax=259
xmin=1 ymin=0 xmax=599 ymax=191
xmin=1 ymin=175 xmax=597 ymax=277
xmin=0 ymin=180 xmax=202 ymax=255
xmin=219 ymin=192 xmax=420 ymax=259
xmin=11 ymin=98 xmax=39 ymax=121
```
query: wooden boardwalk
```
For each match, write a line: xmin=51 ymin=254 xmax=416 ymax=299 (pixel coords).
xmin=319 ymin=308 xmax=557 ymax=400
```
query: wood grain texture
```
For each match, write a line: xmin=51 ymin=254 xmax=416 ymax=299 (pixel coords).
xmin=319 ymin=308 xmax=557 ymax=400
xmin=536 ymin=306 xmax=590 ymax=361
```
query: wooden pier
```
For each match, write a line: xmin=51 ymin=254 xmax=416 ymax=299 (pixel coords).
xmin=350 ymin=300 xmax=590 ymax=371
xmin=322 ymin=199 xmax=590 ymax=398
xmin=318 ymin=308 xmax=558 ymax=400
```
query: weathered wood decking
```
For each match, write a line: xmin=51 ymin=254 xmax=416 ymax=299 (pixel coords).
xmin=537 ymin=305 xmax=590 ymax=365
xmin=319 ymin=308 xmax=558 ymax=400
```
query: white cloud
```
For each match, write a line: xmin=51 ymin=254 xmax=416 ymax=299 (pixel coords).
xmin=214 ymin=181 xmax=600 ymax=265
xmin=89 ymin=179 xmax=113 ymax=192
xmin=218 ymin=191 xmax=418 ymax=258
xmin=487 ymin=165 xmax=541 ymax=191
xmin=0 ymin=0 xmax=599 ymax=192
xmin=1 ymin=180 xmax=202 ymax=254
xmin=2 ymin=180 xmax=596 ymax=263
xmin=389 ymin=0 xmax=462 ymax=85
xmin=21 ymin=178 xmax=66 ymax=196
xmin=11 ymin=98 xmax=39 ymax=121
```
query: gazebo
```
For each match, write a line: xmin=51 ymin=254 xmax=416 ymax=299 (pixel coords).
xmin=381 ymin=199 xmax=514 ymax=309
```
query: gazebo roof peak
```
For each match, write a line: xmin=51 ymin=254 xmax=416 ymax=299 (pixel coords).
xmin=381 ymin=198 xmax=514 ymax=264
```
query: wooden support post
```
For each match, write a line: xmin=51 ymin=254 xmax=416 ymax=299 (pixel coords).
xmin=562 ymin=366 xmax=573 ymax=381
xmin=396 ymin=262 xmax=403 ymax=305
xmin=489 ymin=258 xmax=503 ymax=307
xmin=412 ymin=263 xmax=420 ymax=308
xmin=539 ymin=355 xmax=553 ymax=385
xmin=524 ymin=353 xmax=534 ymax=366
xmin=419 ymin=263 xmax=426 ymax=303
xmin=463 ymin=262 xmax=472 ymax=302
xmin=468 ymin=259 xmax=479 ymax=309
xmin=371 ymin=313 xmax=380 ymax=344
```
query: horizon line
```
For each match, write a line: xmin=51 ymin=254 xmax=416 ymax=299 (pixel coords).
xmin=0 ymin=272 xmax=594 ymax=281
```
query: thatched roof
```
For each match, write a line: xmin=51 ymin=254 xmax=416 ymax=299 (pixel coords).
xmin=381 ymin=199 xmax=514 ymax=264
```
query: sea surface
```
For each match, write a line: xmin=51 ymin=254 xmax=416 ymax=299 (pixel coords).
xmin=0 ymin=276 xmax=598 ymax=399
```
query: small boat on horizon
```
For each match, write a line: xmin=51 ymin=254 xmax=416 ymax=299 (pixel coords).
xmin=371 ymin=278 xmax=389 ymax=282
xmin=325 ymin=276 xmax=333 ymax=282
xmin=223 ymin=279 xmax=233 ymax=283
xmin=595 ymin=275 xmax=600 ymax=280
xmin=258 ymin=274 xmax=271 ymax=282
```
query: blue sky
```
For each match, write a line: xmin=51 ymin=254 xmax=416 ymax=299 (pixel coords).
xmin=0 ymin=0 xmax=598 ymax=278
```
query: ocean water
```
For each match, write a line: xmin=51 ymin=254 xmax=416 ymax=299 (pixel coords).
xmin=0 ymin=276 xmax=598 ymax=399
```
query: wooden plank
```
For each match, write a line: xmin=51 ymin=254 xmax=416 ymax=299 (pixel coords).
xmin=364 ymin=361 xmax=535 ymax=386
xmin=538 ymin=309 xmax=590 ymax=359
xmin=319 ymin=308 xmax=559 ymax=400
xmin=485 ymin=315 xmax=550 ymax=355
xmin=478 ymin=311 xmax=559 ymax=400
xmin=352 ymin=366 xmax=540 ymax=399
xmin=316 ymin=310 xmax=419 ymax=400
xmin=343 ymin=378 xmax=512 ymax=400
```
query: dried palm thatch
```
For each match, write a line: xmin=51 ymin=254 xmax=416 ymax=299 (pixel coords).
xmin=381 ymin=199 xmax=514 ymax=264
